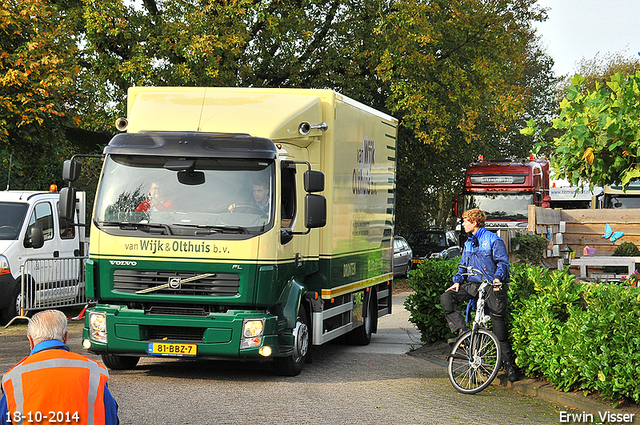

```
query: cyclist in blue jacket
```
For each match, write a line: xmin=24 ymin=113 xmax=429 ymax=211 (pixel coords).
xmin=440 ymin=208 xmax=518 ymax=382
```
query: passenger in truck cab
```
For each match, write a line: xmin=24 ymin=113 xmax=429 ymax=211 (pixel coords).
xmin=135 ymin=181 xmax=173 ymax=212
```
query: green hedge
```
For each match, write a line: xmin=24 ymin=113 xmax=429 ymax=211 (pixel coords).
xmin=405 ymin=259 xmax=640 ymax=402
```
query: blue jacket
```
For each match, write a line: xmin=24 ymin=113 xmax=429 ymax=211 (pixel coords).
xmin=453 ymin=227 xmax=510 ymax=284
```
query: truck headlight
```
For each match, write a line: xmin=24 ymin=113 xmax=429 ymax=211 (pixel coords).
xmin=0 ymin=255 xmax=10 ymax=275
xmin=88 ymin=311 xmax=107 ymax=343
xmin=240 ymin=318 xmax=265 ymax=350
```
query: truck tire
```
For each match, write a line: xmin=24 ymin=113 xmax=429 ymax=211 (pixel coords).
xmin=274 ymin=305 xmax=309 ymax=377
xmin=347 ymin=289 xmax=376 ymax=346
xmin=101 ymin=354 xmax=140 ymax=370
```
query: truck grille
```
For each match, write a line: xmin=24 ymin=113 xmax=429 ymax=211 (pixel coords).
xmin=113 ymin=270 xmax=239 ymax=296
xmin=147 ymin=325 xmax=205 ymax=342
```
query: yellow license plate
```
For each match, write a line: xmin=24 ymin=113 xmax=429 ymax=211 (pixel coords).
xmin=413 ymin=259 xmax=424 ymax=264
xmin=148 ymin=342 xmax=197 ymax=357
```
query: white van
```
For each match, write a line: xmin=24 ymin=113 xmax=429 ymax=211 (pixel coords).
xmin=0 ymin=190 xmax=86 ymax=323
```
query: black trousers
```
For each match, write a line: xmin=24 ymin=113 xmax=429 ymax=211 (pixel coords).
xmin=440 ymin=282 xmax=514 ymax=364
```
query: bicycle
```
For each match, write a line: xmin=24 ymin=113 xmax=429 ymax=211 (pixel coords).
xmin=447 ymin=266 xmax=502 ymax=394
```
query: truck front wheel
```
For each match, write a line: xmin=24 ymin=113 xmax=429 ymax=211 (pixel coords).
xmin=274 ymin=305 xmax=309 ymax=376
xmin=101 ymin=354 xmax=140 ymax=370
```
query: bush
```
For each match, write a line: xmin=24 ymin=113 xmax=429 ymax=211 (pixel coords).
xmin=613 ymin=241 xmax=640 ymax=257
xmin=404 ymin=258 xmax=459 ymax=343
xmin=509 ymin=266 xmax=640 ymax=402
xmin=605 ymin=241 xmax=640 ymax=274
xmin=510 ymin=232 xmax=550 ymax=266
xmin=407 ymin=261 xmax=640 ymax=402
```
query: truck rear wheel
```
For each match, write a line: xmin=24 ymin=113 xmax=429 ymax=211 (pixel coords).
xmin=347 ymin=289 xmax=376 ymax=346
xmin=101 ymin=354 xmax=140 ymax=370
xmin=274 ymin=305 xmax=309 ymax=376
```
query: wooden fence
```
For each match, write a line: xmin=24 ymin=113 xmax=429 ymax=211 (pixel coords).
xmin=527 ymin=205 xmax=640 ymax=274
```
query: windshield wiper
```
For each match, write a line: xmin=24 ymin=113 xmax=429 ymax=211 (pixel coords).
xmin=98 ymin=221 xmax=173 ymax=235
xmin=173 ymin=224 xmax=248 ymax=234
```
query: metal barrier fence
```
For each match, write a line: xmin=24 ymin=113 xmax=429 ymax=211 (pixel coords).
xmin=7 ymin=257 xmax=90 ymax=326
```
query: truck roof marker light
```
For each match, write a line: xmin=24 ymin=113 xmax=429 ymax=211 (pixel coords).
xmin=49 ymin=184 xmax=57 ymax=192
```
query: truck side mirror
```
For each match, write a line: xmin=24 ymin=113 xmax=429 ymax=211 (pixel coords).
xmin=305 ymin=194 xmax=326 ymax=228
xmin=63 ymin=160 xmax=82 ymax=182
xmin=24 ymin=226 xmax=44 ymax=249
xmin=304 ymin=170 xmax=324 ymax=193
xmin=59 ymin=187 xmax=77 ymax=222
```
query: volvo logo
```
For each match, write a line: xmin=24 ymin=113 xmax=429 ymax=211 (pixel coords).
xmin=109 ymin=261 xmax=137 ymax=266
xmin=168 ymin=277 xmax=181 ymax=290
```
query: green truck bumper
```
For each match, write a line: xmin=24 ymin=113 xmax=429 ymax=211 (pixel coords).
xmin=82 ymin=305 xmax=283 ymax=359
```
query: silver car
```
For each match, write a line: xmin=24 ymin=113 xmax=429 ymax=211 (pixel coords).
xmin=393 ymin=236 xmax=413 ymax=278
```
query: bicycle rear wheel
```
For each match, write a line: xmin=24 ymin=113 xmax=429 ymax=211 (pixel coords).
xmin=447 ymin=328 xmax=501 ymax=394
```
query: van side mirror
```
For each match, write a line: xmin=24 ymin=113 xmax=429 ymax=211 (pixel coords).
xmin=24 ymin=227 xmax=44 ymax=249
xmin=305 ymin=194 xmax=326 ymax=228
xmin=59 ymin=187 xmax=77 ymax=222
xmin=63 ymin=160 xmax=82 ymax=182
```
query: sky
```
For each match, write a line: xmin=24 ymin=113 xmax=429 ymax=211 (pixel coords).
xmin=534 ymin=0 xmax=640 ymax=77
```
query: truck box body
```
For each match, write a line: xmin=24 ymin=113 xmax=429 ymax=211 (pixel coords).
xmin=80 ymin=87 xmax=397 ymax=374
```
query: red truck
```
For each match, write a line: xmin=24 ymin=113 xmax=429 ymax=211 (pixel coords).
xmin=454 ymin=156 xmax=550 ymax=230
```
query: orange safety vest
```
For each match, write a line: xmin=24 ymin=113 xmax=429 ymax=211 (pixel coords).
xmin=1 ymin=349 xmax=110 ymax=425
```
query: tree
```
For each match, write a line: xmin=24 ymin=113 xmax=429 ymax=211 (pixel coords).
xmin=73 ymin=0 xmax=394 ymax=131
xmin=376 ymin=0 xmax=554 ymax=232
xmin=561 ymin=50 xmax=640 ymax=93
xmin=524 ymin=72 xmax=640 ymax=188
xmin=0 ymin=0 xmax=80 ymax=189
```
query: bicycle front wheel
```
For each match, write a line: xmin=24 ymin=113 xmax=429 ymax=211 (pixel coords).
xmin=447 ymin=328 xmax=501 ymax=394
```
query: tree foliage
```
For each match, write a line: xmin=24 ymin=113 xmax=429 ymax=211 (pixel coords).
xmin=377 ymin=0 xmax=554 ymax=233
xmin=524 ymin=72 xmax=640 ymax=188
xmin=1 ymin=0 xmax=556 ymax=235
xmin=0 ymin=0 xmax=80 ymax=189
xmin=560 ymin=50 xmax=640 ymax=94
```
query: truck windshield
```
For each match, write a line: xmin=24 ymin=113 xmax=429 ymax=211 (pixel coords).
xmin=464 ymin=193 xmax=532 ymax=220
xmin=604 ymin=195 xmax=640 ymax=209
xmin=0 ymin=202 xmax=28 ymax=240
xmin=94 ymin=155 xmax=275 ymax=236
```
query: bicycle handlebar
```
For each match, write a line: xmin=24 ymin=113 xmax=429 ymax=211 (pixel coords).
xmin=459 ymin=265 xmax=503 ymax=285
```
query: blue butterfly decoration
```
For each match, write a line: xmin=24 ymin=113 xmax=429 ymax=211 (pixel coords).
xmin=602 ymin=223 xmax=625 ymax=244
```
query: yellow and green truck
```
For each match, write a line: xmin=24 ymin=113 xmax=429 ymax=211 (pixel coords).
xmin=60 ymin=87 xmax=398 ymax=375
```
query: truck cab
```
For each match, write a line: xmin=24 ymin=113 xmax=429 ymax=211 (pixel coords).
xmin=456 ymin=156 xmax=549 ymax=229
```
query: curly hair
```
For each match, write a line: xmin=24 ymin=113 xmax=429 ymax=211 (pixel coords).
xmin=462 ymin=208 xmax=486 ymax=227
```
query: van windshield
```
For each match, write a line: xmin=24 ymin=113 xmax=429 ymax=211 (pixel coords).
xmin=93 ymin=155 xmax=275 ymax=236
xmin=0 ymin=202 xmax=28 ymax=240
